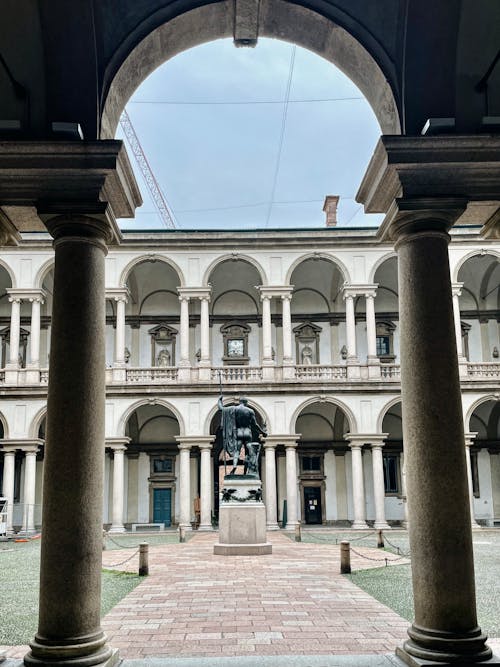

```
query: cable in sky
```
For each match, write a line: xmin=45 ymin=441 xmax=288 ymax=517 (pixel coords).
xmin=264 ymin=45 xmax=296 ymax=228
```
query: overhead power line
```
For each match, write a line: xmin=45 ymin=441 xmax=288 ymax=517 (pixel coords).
xmin=129 ymin=96 xmax=363 ymax=105
xmin=119 ymin=109 xmax=177 ymax=229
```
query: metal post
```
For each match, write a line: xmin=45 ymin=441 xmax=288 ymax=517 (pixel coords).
xmin=139 ymin=542 xmax=149 ymax=576
xmin=377 ymin=529 xmax=384 ymax=548
xmin=340 ymin=540 xmax=351 ymax=574
xmin=295 ymin=523 xmax=301 ymax=542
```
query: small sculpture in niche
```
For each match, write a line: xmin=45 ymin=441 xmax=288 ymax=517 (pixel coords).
xmin=340 ymin=345 xmax=348 ymax=360
xmin=301 ymin=345 xmax=313 ymax=365
xmin=156 ymin=348 xmax=171 ymax=367
xmin=124 ymin=347 xmax=131 ymax=364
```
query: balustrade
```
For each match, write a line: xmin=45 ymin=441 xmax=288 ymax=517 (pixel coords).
xmin=380 ymin=364 xmax=401 ymax=379
xmin=126 ymin=367 xmax=179 ymax=383
xmin=211 ymin=366 xmax=262 ymax=382
xmin=295 ymin=364 xmax=347 ymax=380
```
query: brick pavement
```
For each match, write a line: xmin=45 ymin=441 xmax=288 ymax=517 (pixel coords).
xmin=98 ymin=531 xmax=410 ymax=659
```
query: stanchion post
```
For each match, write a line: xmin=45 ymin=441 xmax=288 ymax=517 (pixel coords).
xmin=340 ymin=540 xmax=351 ymax=574
xmin=139 ymin=542 xmax=149 ymax=576
xmin=295 ymin=523 xmax=301 ymax=542
xmin=179 ymin=525 xmax=185 ymax=543
xmin=102 ymin=529 xmax=107 ymax=551
xmin=377 ymin=529 xmax=384 ymax=548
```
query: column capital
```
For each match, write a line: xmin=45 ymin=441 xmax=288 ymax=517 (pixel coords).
xmin=451 ymin=281 xmax=464 ymax=297
xmin=345 ymin=433 xmax=388 ymax=448
xmin=464 ymin=432 xmax=478 ymax=447
xmin=197 ymin=436 xmax=216 ymax=451
xmin=357 ymin=135 xmax=500 ymax=241
xmin=106 ymin=437 xmax=130 ymax=451
xmin=1 ymin=438 xmax=44 ymax=452
xmin=106 ymin=287 xmax=130 ymax=303
xmin=178 ymin=286 xmax=211 ymax=300
xmin=257 ymin=285 xmax=293 ymax=300
xmin=263 ymin=435 xmax=300 ymax=448
xmin=7 ymin=288 xmax=47 ymax=304
xmin=6 ymin=289 xmax=22 ymax=304
xmin=175 ymin=436 xmax=209 ymax=450
xmin=343 ymin=284 xmax=378 ymax=299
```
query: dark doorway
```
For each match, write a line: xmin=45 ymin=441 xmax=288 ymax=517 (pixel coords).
xmin=153 ymin=488 xmax=172 ymax=526
xmin=304 ymin=486 xmax=322 ymax=524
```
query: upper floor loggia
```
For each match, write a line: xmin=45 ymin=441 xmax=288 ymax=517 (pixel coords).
xmin=0 ymin=223 xmax=498 ymax=388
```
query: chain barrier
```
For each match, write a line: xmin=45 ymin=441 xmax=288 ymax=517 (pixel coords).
xmin=349 ymin=545 xmax=409 ymax=566
xmin=105 ymin=534 xmax=143 ymax=550
xmin=104 ymin=547 xmax=140 ymax=568
xmin=305 ymin=532 xmax=374 ymax=545
xmin=383 ymin=535 xmax=411 ymax=558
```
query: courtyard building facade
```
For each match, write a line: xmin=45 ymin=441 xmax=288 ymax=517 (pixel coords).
xmin=1 ymin=225 xmax=498 ymax=534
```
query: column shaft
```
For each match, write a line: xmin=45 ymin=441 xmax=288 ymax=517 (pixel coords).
xmin=262 ymin=296 xmax=273 ymax=361
xmin=179 ymin=297 xmax=190 ymax=365
xmin=452 ymin=290 xmax=464 ymax=357
xmin=344 ymin=295 xmax=357 ymax=360
xmin=114 ymin=298 xmax=126 ymax=366
xmin=349 ymin=444 xmax=368 ymax=529
xmin=109 ymin=447 xmax=126 ymax=533
xmin=199 ymin=446 xmax=212 ymax=530
xmin=200 ymin=298 xmax=210 ymax=363
xmin=365 ymin=294 xmax=377 ymax=361
xmin=464 ymin=438 xmax=479 ymax=528
xmin=8 ymin=297 xmax=21 ymax=366
xmin=284 ymin=445 xmax=298 ymax=529
xmin=397 ymin=224 xmax=490 ymax=662
xmin=264 ymin=444 xmax=279 ymax=530
xmin=22 ymin=450 xmax=38 ymax=533
xmin=29 ymin=299 xmax=42 ymax=367
xmin=179 ymin=445 xmax=192 ymax=529
xmin=371 ymin=444 xmax=390 ymax=529
xmin=25 ymin=218 xmax=114 ymax=666
xmin=281 ymin=296 xmax=292 ymax=361
xmin=2 ymin=450 xmax=15 ymax=533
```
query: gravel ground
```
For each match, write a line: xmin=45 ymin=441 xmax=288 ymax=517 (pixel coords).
xmin=302 ymin=529 xmax=500 ymax=639
xmin=0 ymin=539 xmax=142 ymax=645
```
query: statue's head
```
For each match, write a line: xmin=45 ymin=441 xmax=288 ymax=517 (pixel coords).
xmin=239 ymin=396 xmax=248 ymax=405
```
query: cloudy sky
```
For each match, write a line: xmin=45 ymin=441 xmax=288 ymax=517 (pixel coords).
xmin=117 ymin=37 xmax=384 ymax=231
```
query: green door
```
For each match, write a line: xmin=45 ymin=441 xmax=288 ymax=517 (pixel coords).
xmin=153 ymin=488 xmax=172 ymax=526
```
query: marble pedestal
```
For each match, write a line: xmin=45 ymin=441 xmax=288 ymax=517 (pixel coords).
xmin=214 ymin=476 xmax=272 ymax=555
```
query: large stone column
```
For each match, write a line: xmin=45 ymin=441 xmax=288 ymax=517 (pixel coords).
xmin=261 ymin=294 xmax=273 ymax=362
xmin=1 ymin=448 xmax=16 ymax=534
xmin=114 ymin=294 xmax=127 ymax=366
xmin=347 ymin=437 xmax=368 ymax=529
xmin=28 ymin=292 xmax=45 ymax=368
xmin=6 ymin=291 xmax=21 ymax=377
xmin=281 ymin=293 xmax=293 ymax=362
xmin=22 ymin=447 xmax=39 ymax=534
xmin=177 ymin=292 xmax=191 ymax=382
xmin=370 ymin=437 xmax=390 ymax=530
xmin=199 ymin=296 xmax=211 ymax=364
xmin=198 ymin=439 xmax=213 ymax=531
xmin=395 ymin=213 xmax=492 ymax=664
xmin=108 ymin=441 xmax=128 ymax=533
xmin=25 ymin=215 xmax=118 ymax=667
xmin=263 ymin=440 xmax=279 ymax=530
xmin=177 ymin=440 xmax=192 ymax=531
xmin=464 ymin=433 xmax=480 ymax=529
xmin=284 ymin=439 xmax=299 ymax=529
xmin=343 ymin=291 xmax=358 ymax=362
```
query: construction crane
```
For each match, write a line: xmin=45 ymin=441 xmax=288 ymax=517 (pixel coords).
xmin=119 ymin=109 xmax=177 ymax=229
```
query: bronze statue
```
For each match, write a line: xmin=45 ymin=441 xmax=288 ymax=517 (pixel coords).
xmin=218 ymin=395 xmax=267 ymax=476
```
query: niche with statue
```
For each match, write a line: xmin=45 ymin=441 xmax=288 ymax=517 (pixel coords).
xmin=293 ymin=322 xmax=322 ymax=365
xmin=149 ymin=323 xmax=177 ymax=367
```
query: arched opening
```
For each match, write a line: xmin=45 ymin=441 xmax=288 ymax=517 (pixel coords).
xmin=469 ymin=398 xmax=500 ymax=525
xmin=372 ymin=256 xmax=399 ymax=366
xmin=0 ymin=264 xmax=13 ymax=368
xmin=123 ymin=403 xmax=181 ymax=527
xmin=295 ymin=399 xmax=349 ymax=525
xmin=380 ymin=401 xmax=406 ymax=525
xmin=457 ymin=254 xmax=500 ymax=363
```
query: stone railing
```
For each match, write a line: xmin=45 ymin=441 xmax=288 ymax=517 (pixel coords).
xmin=126 ymin=367 xmax=179 ymax=383
xmin=467 ymin=362 xmax=500 ymax=378
xmin=295 ymin=364 xmax=347 ymax=380
xmin=380 ymin=364 xmax=401 ymax=380
xmin=211 ymin=366 xmax=263 ymax=382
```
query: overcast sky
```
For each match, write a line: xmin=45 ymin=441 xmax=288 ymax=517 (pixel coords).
xmin=117 ymin=37 xmax=384 ymax=231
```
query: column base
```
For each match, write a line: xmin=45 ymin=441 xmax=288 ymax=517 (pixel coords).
xmin=4 ymin=369 xmax=19 ymax=384
xmin=282 ymin=362 xmax=295 ymax=380
xmin=197 ymin=523 xmax=213 ymax=531
xmin=373 ymin=521 xmax=391 ymax=530
xmin=111 ymin=367 xmax=126 ymax=383
xmin=351 ymin=520 xmax=369 ymax=529
xmin=266 ymin=522 xmax=280 ymax=531
xmin=177 ymin=366 xmax=191 ymax=382
xmin=346 ymin=363 xmax=361 ymax=379
xmin=179 ymin=523 xmax=193 ymax=531
xmin=25 ymin=633 xmax=119 ymax=667
xmin=261 ymin=363 xmax=275 ymax=381
xmin=395 ymin=624 xmax=496 ymax=666
xmin=107 ymin=524 xmax=125 ymax=534
xmin=284 ymin=522 xmax=299 ymax=530
xmin=25 ymin=369 xmax=41 ymax=384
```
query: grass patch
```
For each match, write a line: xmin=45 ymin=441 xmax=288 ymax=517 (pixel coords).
xmin=0 ymin=540 xmax=142 ymax=645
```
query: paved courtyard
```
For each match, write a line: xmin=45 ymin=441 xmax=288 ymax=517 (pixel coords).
xmin=3 ymin=530 xmax=499 ymax=663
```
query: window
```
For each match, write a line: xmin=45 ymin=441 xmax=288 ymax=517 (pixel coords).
xmin=383 ymin=453 xmax=400 ymax=494
xmin=152 ymin=457 xmax=173 ymax=474
xmin=471 ymin=451 xmax=479 ymax=497
xmin=375 ymin=321 xmax=396 ymax=363
xmin=302 ymin=456 xmax=321 ymax=472
xmin=376 ymin=335 xmax=390 ymax=356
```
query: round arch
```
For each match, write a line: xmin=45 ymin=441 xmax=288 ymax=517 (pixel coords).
xmin=29 ymin=406 xmax=48 ymax=439
xmin=290 ymin=396 xmax=357 ymax=435
xmin=101 ymin=0 xmax=401 ymax=139
xmin=0 ymin=258 xmax=16 ymax=289
xmin=0 ymin=410 xmax=9 ymax=439
xmin=465 ymin=394 xmax=500 ymax=430
xmin=34 ymin=258 xmax=55 ymax=290
xmin=369 ymin=251 xmax=398 ymax=283
xmin=376 ymin=396 xmax=402 ymax=433
xmin=204 ymin=398 xmax=271 ymax=436
xmin=203 ymin=254 xmax=267 ymax=287
xmin=452 ymin=249 xmax=500 ymax=282
xmin=286 ymin=252 xmax=350 ymax=285
xmin=118 ymin=398 xmax=186 ymax=438
xmin=119 ymin=254 xmax=185 ymax=288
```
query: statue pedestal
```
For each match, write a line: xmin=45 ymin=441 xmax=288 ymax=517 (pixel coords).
xmin=214 ymin=476 xmax=272 ymax=555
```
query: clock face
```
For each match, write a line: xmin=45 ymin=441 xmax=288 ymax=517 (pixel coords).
xmin=228 ymin=338 xmax=244 ymax=356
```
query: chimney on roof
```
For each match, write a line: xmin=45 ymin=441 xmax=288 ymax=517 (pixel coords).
xmin=323 ymin=195 xmax=340 ymax=227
